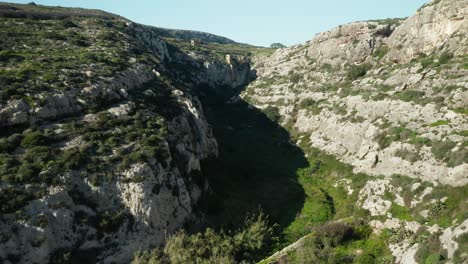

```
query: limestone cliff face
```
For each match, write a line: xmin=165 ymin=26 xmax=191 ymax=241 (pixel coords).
xmin=0 ymin=12 xmax=252 ymax=264
xmin=244 ymin=0 xmax=467 ymax=187
xmin=244 ymin=1 xmax=467 ymax=262
xmin=386 ymin=0 xmax=468 ymax=63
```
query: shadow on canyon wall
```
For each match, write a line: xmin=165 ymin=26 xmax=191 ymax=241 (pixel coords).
xmin=196 ymin=84 xmax=308 ymax=243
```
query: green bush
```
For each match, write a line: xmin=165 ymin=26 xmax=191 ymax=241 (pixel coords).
xmin=410 ymin=137 xmax=432 ymax=147
xmin=98 ymin=210 xmax=129 ymax=236
xmin=389 ymin=204 xmax=413 ymax=221
xmin=376 ymin=126 xmax=417 ymax=149
xmin=397 ymin=90 xmax=426 ymax=103
xmin=314 ymin=222 xmax=355 ymax=246
xmin=373 ymin=46 xmax=389 ymax=60
xmin=438 ymin=52 xmax=453 ymax=65
xmin=414 ymin=233 xmax=446 ymax=264
xmin=395 ymin=148 xmax=421 ymax=163
xmin=97 ymin=31 xmax=116 ymax=41
xmin=62 ymin=20 xmax=78 ymax=28
xmin=289 ymin=72 xmax=302 ymax=84
xmin=262 ymin=106 xmax=281 ymax=122
xmin=132 ymin=213 xmax=273 ymax=264
xmin=429 ymin=120 xmax=450 ymax=127
xmin=0 ymin=153 xmax=18 ymax=180
xmin=0 ymin=133 xmax=22 ymax=153
xmin=21 ymin=131 xmax=49 ymax=148
xmin=453 ymin=233 xmax=468 ymax=263
xmin=346 ymin=64 xmax=371 ymax=80
xmin=270 ymin=43 xmax=286 ymax=49
xmin=299 ymin=98 xmax=322 ymax=115
xmin=431 ymin=140 xmax=456 ymax=162
xmin=446 ymin=148 xmax=468 ymax=167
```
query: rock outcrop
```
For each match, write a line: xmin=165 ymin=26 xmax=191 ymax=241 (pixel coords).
xmin=386 ymin=0 xmax=468 ymax=63
xmin=244 ymin=0 xmax=467 ymax=187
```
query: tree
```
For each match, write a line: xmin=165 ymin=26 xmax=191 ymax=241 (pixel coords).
xmin=270 ymin=43 xmax=286 ymax=49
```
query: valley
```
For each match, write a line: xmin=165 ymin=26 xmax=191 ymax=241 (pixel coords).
xmin=0 ymin=0 xmax=467 ymax=263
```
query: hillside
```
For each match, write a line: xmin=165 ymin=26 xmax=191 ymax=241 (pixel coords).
xmin=0 ymin=0 xmax=467 ymax=264
xmin=244 ymin=0 xmax=467 ymax=262
xmin=0 ymin=2 xmax=256 ymax=263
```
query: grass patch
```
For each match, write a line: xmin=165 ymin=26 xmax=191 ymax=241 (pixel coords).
xmin=429 ymin=120 xmax=450 ymax=127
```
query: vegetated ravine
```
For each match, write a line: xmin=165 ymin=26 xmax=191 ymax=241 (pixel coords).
xmin=0 ymin=1 xmax=467 ymax=264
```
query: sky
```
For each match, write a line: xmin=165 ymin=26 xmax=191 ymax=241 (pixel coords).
xmin=6 ymin=0 xmax=429 ymax=47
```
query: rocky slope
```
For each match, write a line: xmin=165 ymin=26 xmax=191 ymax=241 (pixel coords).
xmin=244 ymin=0 xmax=467 ymax=263
xmin=0 ymin=3 xmax=254 ymax=263
xmin=245 ymin=0 xmax=467 ymax=186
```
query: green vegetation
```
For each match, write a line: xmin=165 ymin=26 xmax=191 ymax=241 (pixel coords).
xmin=429 ymin=120 xmax=451 ymax=127
xmin=263 ymin=106 xmax=281 ymax=122
xmin=417 ymin=52 xmax=453 ymax=71
xmin=376 ymin=125 xmax=417 ymax=149
xmin=395 ymin=148 xmax=421 ymax=163
xmin=0 ymin=77 xmax=183 ymax=214
xmin=389 ymin=204 xmax=413 ymax=221
xmin=453 ymin=108 xmax=468 ymax=115
xmin=0 ymin=14 xmax=138 ymax=104
xmin=272 ymin=221 xmax=393 ymax=264
xmin=289 ymin=71 xmax=302 ymax=84
xmin=397 ymin=90 xmax=426 ymax=103
xmin=453 ymin=233 xmax=468 ymax=263
xmin=163 ymin=37 xmax=273 ymax=62
xmin=373 ymin=45 xmax=389 ymax=60
xmin=132 ymin=214 xmax=273 ymax=264
xmin=430 ymin=140 xmax=467 ymax=167
xmin=270 ymin=43 xmax=286 ymax=49
xmin=299 ymin=98 xmax=323 ymax=115
xmin=346 ymin=64 xmax=372 ymax=80
xmin=414 ymin=232 xmax=446 ymax=264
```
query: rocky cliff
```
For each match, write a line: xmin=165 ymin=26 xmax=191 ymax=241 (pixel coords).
xmin=0 ymin=3 xmax=253 ymax=263
xmin=245 ymin=0 xmax=467 ymax=186
xmin=244 ymin=0 xmax=467 ymax=262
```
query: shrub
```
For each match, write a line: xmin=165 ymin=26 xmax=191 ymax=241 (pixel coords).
xmin=452 ymin=233 xmax=468 ymax=263
xmin=397 ymin=90 xmax=425 ymax=103
xmin=410 ymin=137 xmax=432 ymax=147
xmin=395 ymin=148 xmax=421 ymax=163
xmin=299 ymin=98 xmax=322 ymax=115
xmin=373 ymin=45 xmax=389 ymax=60
xmin=446 ymin=148 xmax=468 ymax=167
xmin=0 ymin=187 xmax=34 ymax=214
xmin=98 ymin=210 xmax=129 ymax=236
xmin=438 ymin=52 xmax=453 ymax=65
xmin=431 ymin=140 xmax=456 ymax=162
xmin=289 ymin=72 xmax=302 ymax=84
xmin=263 ymin=106 xmax=281 ymax=122
xmin=97 ymin=31 xmax=116 ymax=41
xmin=0 ymin=154 xmax=18 ymax=180
xmin=132 ymin=213 xmax=273 ymax=264
xmin=0 ymin=133 xmax=22 ymax=153
xmin=62 ymin=20 xmax=78 ymax=28
xmin=314 ymin=222 xmax=355 ymax=246
xmin=21 ymin=131 xmax=49 ymax=148
xmin=429 ymin=120 xmax=450 ymax=127
xmin=60 ymin=148 xmax=87 ymax=170
xmin=346 ymin=64 xmax=371 ymax=80
xmin=376 ymin=126 xmax=417 ymax=149
xmin=414 ymin=233 xmax=446 ymax=264
xmin=270 ymin=43 xmax=286 ymax=49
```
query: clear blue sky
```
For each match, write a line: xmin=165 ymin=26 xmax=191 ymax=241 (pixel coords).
xmin=6 ymin=0 xmax=429 ymax=46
